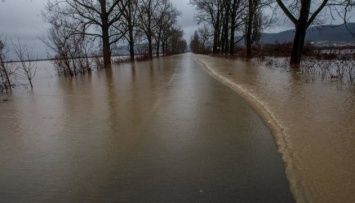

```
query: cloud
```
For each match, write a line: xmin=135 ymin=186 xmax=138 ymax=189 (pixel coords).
xmin=0 ymin=0 xmax=45 ymax=35
xmin=173 ymin=0 xmax=198 ymax=41
xmin=0 ymin=0 xmax=47 ymax=59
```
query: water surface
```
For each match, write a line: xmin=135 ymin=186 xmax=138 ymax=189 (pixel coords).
xmin=0 ymin=54 xmax=293 ymax=202
xmin=196 ymin=54 xmax=355 ymax=203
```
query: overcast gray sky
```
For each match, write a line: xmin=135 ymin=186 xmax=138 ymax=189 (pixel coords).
xmin=174 ymin=0 xmax=196 ymax=40
xmin=0 ymin=0 xmax=47 ymax=58
xmin=1 ymin=0 xmax=353 ymax=59
xmin=0 ymin=0 xmax=293 ymax=59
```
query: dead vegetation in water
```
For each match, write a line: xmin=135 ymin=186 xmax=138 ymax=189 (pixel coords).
xmin=231 ymin=42 xmax=355 ymax=59
xmin=200 ymin=43 xmax=355 ymax=92
xmin=255 ymin=53 xmax=355 ymax=92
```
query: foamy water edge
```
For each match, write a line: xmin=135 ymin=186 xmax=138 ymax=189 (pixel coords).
xmin=195 ymin=58 xmax=303 ymax=202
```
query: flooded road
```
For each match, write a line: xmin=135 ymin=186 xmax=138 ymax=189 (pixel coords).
xmin=0 ymin=54 xmax=293 ymax=202
xmin=196 ymin=55 xmax=355 ymax=203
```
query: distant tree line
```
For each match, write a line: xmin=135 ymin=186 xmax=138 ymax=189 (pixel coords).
xmin=42 ymin=0 xmax=187 ymax=75
xmin=190 ymin=0 xmax=355 ymax=66
xmin=189 ymin=0 xmax=273 ymax=58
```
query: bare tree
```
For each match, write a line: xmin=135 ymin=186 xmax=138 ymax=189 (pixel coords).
xmin=191 ymin=0 xmax=249 ymax=55
xmin=198 ymin=24 xmax=211 ymax=51
xmin=190 ymin=0 xmax=224 ymax=54
xmin=154 ymin=1 xmax=180 ymax=57
xmin=43 ymin=0 xmax=126 ymax=68
xmin=119 ymin=0 xmax=139 ymax=61
xmin=137 ymin=0 xmax=162 ymax=59
xmin=219 ymin=0 xmax=230 ymax=53
xmin=245 ymin=0 xmax=258 ymax=58
xmin=190 ymin=24 xmax=212 ymax=54
xmin=230 ymin=0 xmax=247 ymax=55
xmin=275 ymin=0 xmax=355 ymax=66
xmin=11 ymin=40 xmax=37 ymax=90
xmin=244 ymin=0 xmax=274 ymax=58
xmin=137 ymin=0 xmax=155 ymax=59
xmin=42 ymin=11 xmax=94 ymax=76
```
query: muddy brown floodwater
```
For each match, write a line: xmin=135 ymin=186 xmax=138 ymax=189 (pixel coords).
xmin=196 ymin=54 xmax=355 ymax=203
xmin=0 ymin=54 xmax=294 ymax=202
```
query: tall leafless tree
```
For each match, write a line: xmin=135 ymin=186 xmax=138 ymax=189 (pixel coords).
xmin=154 ymin=1 xmax=180 ymax=57
xmin=137 ymin=0 xmax=162 ymax=59
xmin=245 ymin=0 xmax=258 ymax=58
xmin=276 ymin=0 xmax=355 ymax=66
xmin=191 ymin=0 xmax=254 ymax=55
xmin=198 ymin=24 xmax=211 ymax=51
xmin=42 ymin=10 xmax=94 ymax=76
xmin=230 ymin=0 xmax=247 ymax=55
xmin=190 ymin=0 xmax=224 ymax=54
xmin=11 ymin=40 xmax=37 ymax=90
xmin=119 ymin=0 xmax=139 ymax=61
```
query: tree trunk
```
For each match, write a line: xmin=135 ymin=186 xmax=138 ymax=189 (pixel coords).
xmin=0 ymin=65 xmax=12 ymax=92
xmin=213 ymin=31 xmax=218 ymax=54
xmin=129 ymin=25 xmax=135 ymax=61
xmin=230 ymin=0 xmax=237 ymax=55
xmin=156 ymin=41 xmax=160 ymax=57
xmin=290 ymin=0 xmax=311 ymax=66
xmin=127 ymin=1 xmax=135 ymax=62
xmin=147 ymin=4 xmax=153 ymax=60
xmin=101 ymin=1 xmax=111 ymax=68
xmin=162 ymin=40 xmax=165 ymax=56
xmin=230 ymin=27 xmax=235 ymax=55
xmin=223 ymin=2 xmax=230 ymax=55
xmin=156 ymin=29 xmax=162 ymax=57
xmin=29 ymin=79 xmax=33 ymax=90
xmin=220 ymin=31 xmax=225 ymax=53
xmin=213 ymin=9 xmax=221 ymax=54
xmin=290 ymin=24 xmax=307 ymax=66
xmin=102 ymin=31 xmax=111 ymax=68
xmin=148 ymin=34 xmax=153 ymax=59
xmin=246 ymin=0 xmax=254 ymax=59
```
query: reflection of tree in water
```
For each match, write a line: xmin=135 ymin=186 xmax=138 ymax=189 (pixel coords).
xmin=256 ymin=56 xmax=355 ymax=91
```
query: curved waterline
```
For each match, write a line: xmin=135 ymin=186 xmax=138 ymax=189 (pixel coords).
xmin=195 ymin=57 xmax=302 ymax=202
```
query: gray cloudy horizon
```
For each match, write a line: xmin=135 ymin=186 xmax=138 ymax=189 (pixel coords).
xmin=0 ymin=0 xmax=286 ymax=59
xmin=1 ymin=0 xmax=352 ymax=59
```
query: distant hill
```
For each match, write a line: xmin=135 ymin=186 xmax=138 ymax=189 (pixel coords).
xmin=260 ymin=23 xmax=355 ymax=44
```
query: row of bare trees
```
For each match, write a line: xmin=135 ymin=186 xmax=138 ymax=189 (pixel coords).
xmin=42 ymin=0 xmax=187 ymax=72
xmin=189 ymin=0 xmax=272 ymax=57
xmin=190 ymin=0 xmax=354 ymax=66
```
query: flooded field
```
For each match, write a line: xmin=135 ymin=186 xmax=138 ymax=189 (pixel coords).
xmin=196 ymin=54 xmax=355 ymax=203
xmin=0 ymin=54 xmax=293 ymax=202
